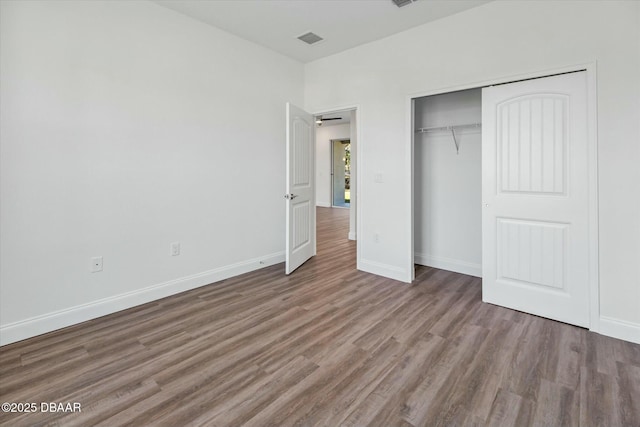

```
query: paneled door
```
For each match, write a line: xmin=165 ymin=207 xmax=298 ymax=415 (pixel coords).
xmin=285 ymin=103 xmax=316 ymax=274
xmin=482 ymin=72 xmax=590 ymax=327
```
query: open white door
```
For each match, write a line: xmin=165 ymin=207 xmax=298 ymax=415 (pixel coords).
xmin=285 ymin=103 xmax=316 ymax=274
xmin=482 ymin=72 xmax=591 ymax=327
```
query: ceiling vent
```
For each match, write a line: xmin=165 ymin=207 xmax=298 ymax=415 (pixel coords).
xmin=392 ymin=0 xmax=416 ymax=7
xmin=297 ymin=32 xmax=324 ymax=45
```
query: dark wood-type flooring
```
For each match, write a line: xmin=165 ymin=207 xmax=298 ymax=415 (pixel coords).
xmin=1 ymin=207 xmax=639 ymax=426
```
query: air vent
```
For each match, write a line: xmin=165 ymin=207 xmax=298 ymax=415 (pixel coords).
xmin=297 ymin=32 xmax=324 ymax=45
xmin=392 ymin=0 xmax=416 ymax=7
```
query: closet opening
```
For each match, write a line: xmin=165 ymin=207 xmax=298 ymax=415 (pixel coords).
xmin=413 ymin=88 xmax=483 ymax=278
xmin=408 ymin=64 xmax=598 ymax=330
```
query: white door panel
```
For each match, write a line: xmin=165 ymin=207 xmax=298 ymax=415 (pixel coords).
xmin=482 ymin=72 xmax=590 ymax=327
xmin=286 ymin=103 xmax=316 ymax=274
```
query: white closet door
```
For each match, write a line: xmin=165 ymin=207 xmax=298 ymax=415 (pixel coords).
xmin=482 ymin=72 xmax=590 ymax=327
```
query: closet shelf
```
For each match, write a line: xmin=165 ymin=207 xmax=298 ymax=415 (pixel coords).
xmin=414 ymin=122 xmax=482 ymax=134
xmin=415 ymin=122 xmax=481 ymax=155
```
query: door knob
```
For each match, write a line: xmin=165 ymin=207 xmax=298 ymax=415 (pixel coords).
xmin=284 ymin=194 xmax=298 ymax=200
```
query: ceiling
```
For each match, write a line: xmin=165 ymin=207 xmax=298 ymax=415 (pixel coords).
xmin=153 ymin=0 xmax=492 ymax=63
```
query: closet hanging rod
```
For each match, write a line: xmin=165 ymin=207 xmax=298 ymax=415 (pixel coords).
xmin=414 ymin=122 xmax=482 ymax=133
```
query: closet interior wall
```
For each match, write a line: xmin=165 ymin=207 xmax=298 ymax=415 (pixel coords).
xmin=414 ymin=88 xmax=482 ymax=277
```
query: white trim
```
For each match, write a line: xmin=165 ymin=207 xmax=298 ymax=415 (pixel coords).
xmin=585 ymin=63 xmax=601 ymax=333
xmin=316 ymin=201 xmax=331 ymax=208
xmin=406 ymin=62 xmax=597 ymax=100
xmin=407 ymin=61 xmax=599 ymax=329
xmin=0 ymin=251 xmax=285 ymax=346
xmin=329 ymin=137 xmax=351 ymax=211
xmin=310 ymin=104 xmax=358 ymax=118
xmin=599 ymin=316 xmax=640 ymax=345
xmin=407 ymin=98 xmax=416 ymax=282
xmin=359 ymin=258 xmax=409 ymax=283
xmin=414 ymin=253 xmax=482 ymax=278
xmin=355 ymin=108 xmax=362 ymax=280
xmin=348 ymin=231 xmax=356 ymax=241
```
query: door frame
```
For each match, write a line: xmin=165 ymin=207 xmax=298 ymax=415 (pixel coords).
xmin=312 ymin=105 xmax=360 ymax=251
xmin=330 ymin=138 xmax=351 ymax=209
xmin=405 ymin=62 xmax=599 ymax=331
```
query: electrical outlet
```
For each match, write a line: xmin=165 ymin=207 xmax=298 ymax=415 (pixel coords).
xmin=171 ymin=242 xmax=180 ymax=256
xmin=91 ymin=256 xmax=103 ymax=273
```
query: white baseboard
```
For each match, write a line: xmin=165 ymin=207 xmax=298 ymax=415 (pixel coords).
xmin=0 ymin=251 xmax=285 ymax=346
xmin=598 ymin=316 xmax=640 ymax=344
xmin=414 ymin=253 xmax=482 ymax=278
xmin=359 ymin=258 xmax=410 ymax=283
xmin=316 ymin=201 xmax=331 ymax=208
xmin=348 ymin=232 xmax=356 ymax=241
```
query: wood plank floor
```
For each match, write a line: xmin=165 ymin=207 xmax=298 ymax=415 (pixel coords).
xmin=1 ymin=207 xmax=639 ymax=426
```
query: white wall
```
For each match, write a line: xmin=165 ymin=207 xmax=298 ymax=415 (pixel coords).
xmin=414 ymin=89 xmax=482 ymax=277
xmin=315 ymin=124 xmax=350 ymax=207
xmin=305 ymin=1 xmax=640 ymax=342
xmin=0 ymin=0 xmax=304 ymax=344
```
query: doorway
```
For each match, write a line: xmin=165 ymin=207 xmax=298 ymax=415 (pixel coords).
xmin=331 ymin=139 xmax=351 ymax=208
xmin=314 ymin=108 xmax=358 ymax=242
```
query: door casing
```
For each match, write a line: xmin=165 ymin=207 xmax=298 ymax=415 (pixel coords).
xmin=331 ymin=138 xmax=351 ymax=208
